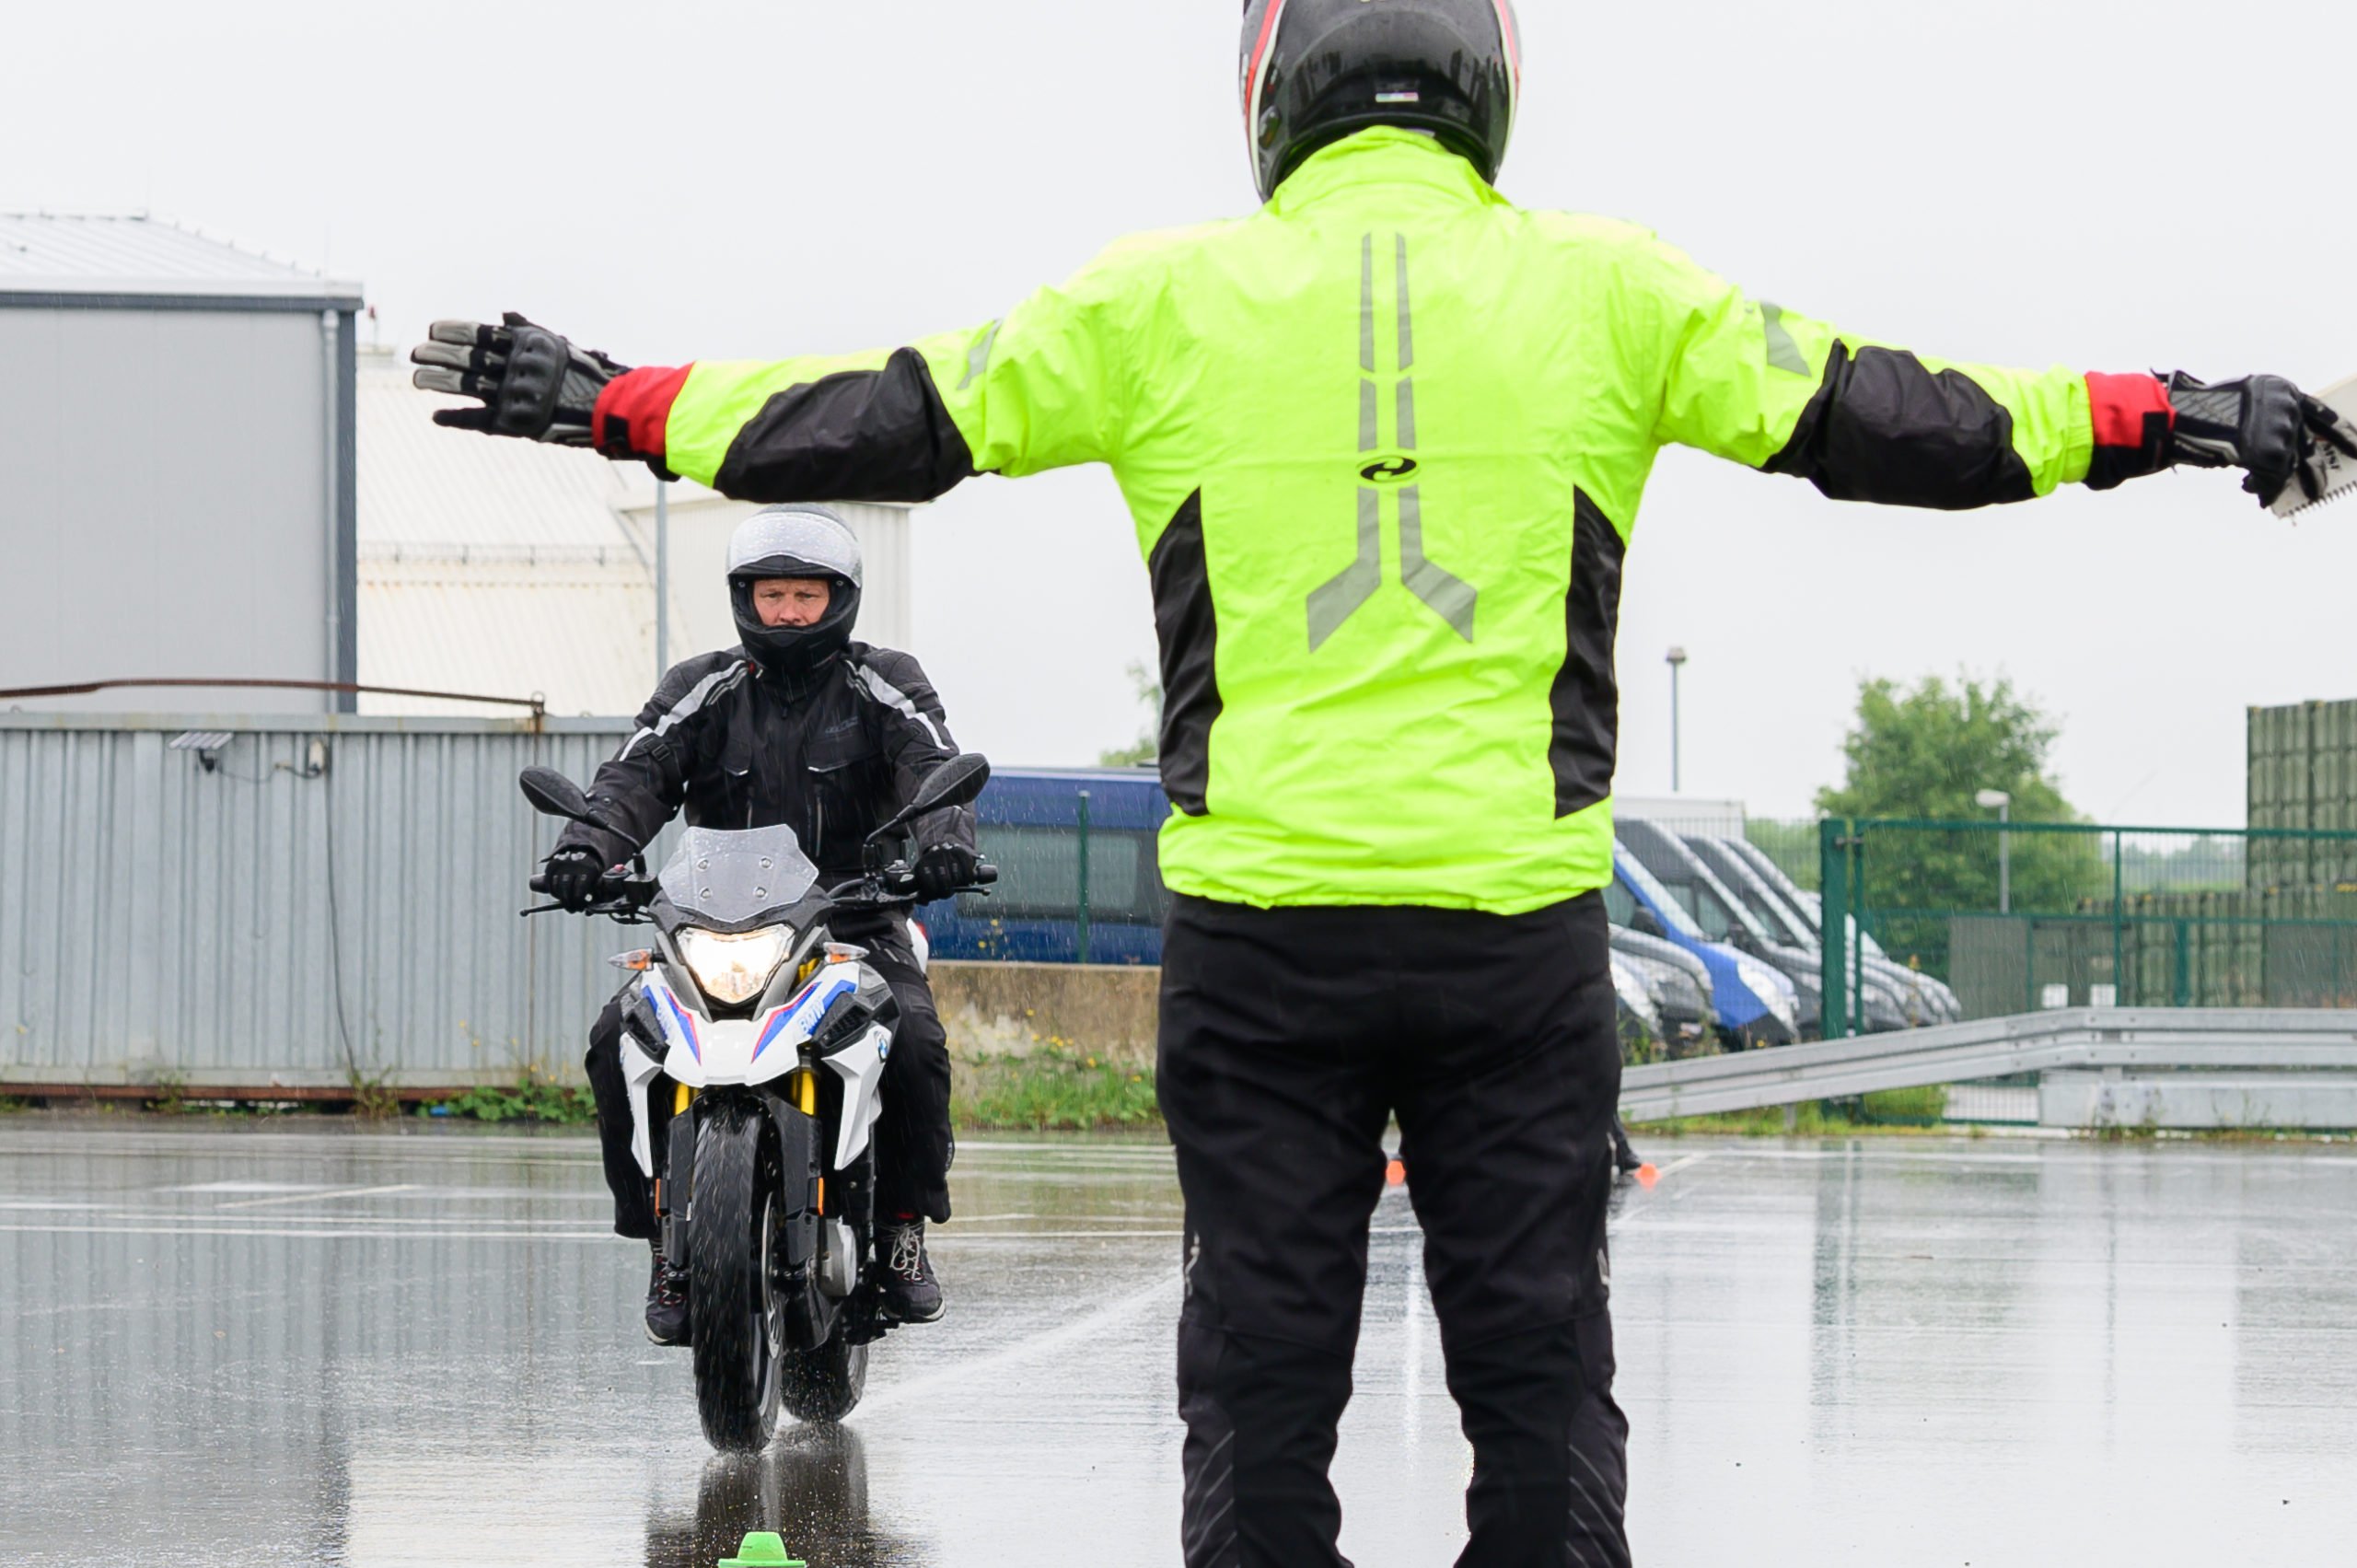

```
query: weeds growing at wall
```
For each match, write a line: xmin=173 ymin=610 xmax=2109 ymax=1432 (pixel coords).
xmin=419 ymin=1073 xmax=596 ymax=1125
xmin=952 ymin=1046 xmax=1161 ymax=1131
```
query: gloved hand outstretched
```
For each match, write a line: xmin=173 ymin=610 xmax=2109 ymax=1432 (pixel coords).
xmin=2164 ymin=372 xmax=2357 ymax=508
xmin=411 ymin=314 xmax=627 ymax=446
xmin=912 ymin=842 xmax=981 ymax=902
xmin=541 ymin=845 xmax=609 ymax=912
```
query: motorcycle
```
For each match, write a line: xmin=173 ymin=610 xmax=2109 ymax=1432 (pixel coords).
xmin=517 ymin=752 xmax=996 ymax=1450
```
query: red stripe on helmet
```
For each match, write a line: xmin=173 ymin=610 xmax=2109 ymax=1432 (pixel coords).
xmin=1244 ymin=0 xmax=1288 ymax=130
xmin=1493 ymin=1 xmax=1521 ymax=110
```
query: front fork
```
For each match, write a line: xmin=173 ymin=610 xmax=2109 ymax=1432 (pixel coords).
xmin=656 ymin=1067 xmax=822 ymax=1263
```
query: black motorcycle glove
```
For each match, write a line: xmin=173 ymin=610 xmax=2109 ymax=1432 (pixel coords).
xmin=2163 ymin=372 xmax=2357 ymax=509
xmin=541 ymin=845 xmax=607 ymax=912
xmin=410 ymin=313 xmax=627 ymax=446
xmin=912 ymin=842 xmax=980 ymax=902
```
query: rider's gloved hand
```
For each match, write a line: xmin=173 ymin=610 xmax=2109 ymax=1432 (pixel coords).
xmin=912 ymin=842 xmax=980 ymax=902
xmin=411 ymin=314 xmax=627 ymax=447
xmin=542 ymin=845 xmax=608 ymax=912
xmin=2162 ymin=372 xmax=2357 ymax=508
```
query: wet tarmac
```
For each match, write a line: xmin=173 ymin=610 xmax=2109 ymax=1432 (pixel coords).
xmin=3 ymin=1122 xmax=2354 ymax=1566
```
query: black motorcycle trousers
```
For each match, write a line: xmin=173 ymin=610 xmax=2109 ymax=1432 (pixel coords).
xmin=584 ymin=926 xmax=955 ymax=1238
xmin=1158 ymin=893 xmax=1628 ymax=1568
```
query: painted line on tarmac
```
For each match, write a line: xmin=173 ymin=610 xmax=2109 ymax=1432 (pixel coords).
xmin=1652 ymin=1154 xmax=1712 ymax=1179
xmin=857 ymin=1272 xmax=1182 ymax=1414
xmin=216 ymin=1183 xmax=423 ymax=1209
xmin=0 ymin=1222 xmax=619 ymax=1242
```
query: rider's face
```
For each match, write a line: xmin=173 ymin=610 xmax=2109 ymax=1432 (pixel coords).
xmin=751 ymin=577 xmax=832 ymax=628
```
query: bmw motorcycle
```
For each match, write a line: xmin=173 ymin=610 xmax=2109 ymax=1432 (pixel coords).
xmin=518 ymin=753 xmax=994 ymax=1450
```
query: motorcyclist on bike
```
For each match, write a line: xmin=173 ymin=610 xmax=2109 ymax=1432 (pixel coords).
xmin=545 ymin=504 xmax=975 ymax=1343
xmin=418 ymin=2 xmax=2353 ymax=1558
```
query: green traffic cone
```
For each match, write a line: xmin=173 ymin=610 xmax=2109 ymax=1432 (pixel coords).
xmin=717 ymin=1531 xmax=805 ymax=1568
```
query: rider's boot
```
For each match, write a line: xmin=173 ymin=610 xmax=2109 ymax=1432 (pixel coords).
xmin=1611 ymin=1116 xmax=1643 ymax=1177
xmin=878 ymin=1216 xmax=944 ymax=1322
xmin=644 ymin=1239 xmax=691 ymax=1345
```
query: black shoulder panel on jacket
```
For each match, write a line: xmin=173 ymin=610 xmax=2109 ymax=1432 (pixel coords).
xmin=1548 ymin=489 xmax=1625 ymax=819
xmin=1764 ymin=343 xmax=2038 ymax=509
xmin=712 ymin=346 xmax=979 ymax=503
xmin=1149 ymin=490 xmax=1221 ymax=818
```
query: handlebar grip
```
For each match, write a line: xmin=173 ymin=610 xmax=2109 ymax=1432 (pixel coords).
xmin=528 ymin=874 xmax=552 ymax=895
xmin=973 ymin=862 xmax=998 ymax=886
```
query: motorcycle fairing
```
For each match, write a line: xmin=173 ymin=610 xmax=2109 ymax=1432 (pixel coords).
xmin=659 ymin=965 xmax=865 ymax=1091
xmin=620 ymin=1029 xmax=667 ymax=1179
xmin=822 ymin=1022 xmax=893 ymax=1168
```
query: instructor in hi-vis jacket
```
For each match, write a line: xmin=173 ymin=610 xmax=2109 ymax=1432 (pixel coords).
xmin=413 ymin=4 xmax=2351 ymax=1562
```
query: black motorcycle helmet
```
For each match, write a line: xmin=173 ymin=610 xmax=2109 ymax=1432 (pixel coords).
xmin=726 ymin=505 xmax=865 ymax=679
xmin=1239 ymin=0 xmax=1521 ymax=203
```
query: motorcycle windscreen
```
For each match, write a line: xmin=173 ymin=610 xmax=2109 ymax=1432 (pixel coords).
xmin=658 ymin=824 xmax=819 ymax=926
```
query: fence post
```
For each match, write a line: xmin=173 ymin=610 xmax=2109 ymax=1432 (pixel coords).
xmin=2174 ymin=918 xmax=2190 ymax=1006
xmin=2121 ymin=839 xmax=2140 ymax=1009
xmin=1819 ymin=818 xmax=1849 ymax=1039
xmin=1075 ymin=789 xmax=1092 ymax=966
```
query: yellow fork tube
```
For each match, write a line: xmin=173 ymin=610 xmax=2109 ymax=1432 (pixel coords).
xmin=794 ymin=1066 xmax=817 ymax=1116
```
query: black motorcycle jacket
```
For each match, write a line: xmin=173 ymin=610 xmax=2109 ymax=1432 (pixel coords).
xmin=554 ymin=641 xmax=976 ymax=881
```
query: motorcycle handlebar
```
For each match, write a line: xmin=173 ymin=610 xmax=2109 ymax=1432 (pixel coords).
xmin=529 ymin=860 xmax=994 ymax=917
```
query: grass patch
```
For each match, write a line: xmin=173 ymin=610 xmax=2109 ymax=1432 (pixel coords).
xmin=1631 ymin=1086 xmax=1954 ymax=1138
xmin=419 ymin=1073 xmax=596 ymax=1125
xmin=954 ymin=1046 xmax=1160 ymax=1132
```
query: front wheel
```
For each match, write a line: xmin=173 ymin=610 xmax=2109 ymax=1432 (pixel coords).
xmin=780 ymin=1330 xmax=868 ymax=1424
xmin=690 ymin=1108 xmax=784 ymax=1451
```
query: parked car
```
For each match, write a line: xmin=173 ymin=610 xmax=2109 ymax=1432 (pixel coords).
xmin=917 ymin=767 xmax=1171 ymax=964
xmin=1608 ymin=926 xmax=1717 ymax=1054
xmin=1615 ymin=819 xmax=1822 ymax=1038
xmin=1610 ymin=950 xmax=1665 ymax=1059
xmin=1682 ymin=834 xmax=1913 ymax=1033
xmin=1607 ymin=842 xmax=1797 ymax=1047
xmin=1715 ymin=837 xmax=1961 ymax=1025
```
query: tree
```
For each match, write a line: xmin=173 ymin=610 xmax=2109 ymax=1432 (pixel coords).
xmin=1817 ymin=674 xmax=2104 ymax=917
xmin=1097 ymin=660 xmax=1163 ymax=767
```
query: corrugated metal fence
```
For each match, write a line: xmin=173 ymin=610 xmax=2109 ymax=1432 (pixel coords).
xmin=0 ymin=714 xmax=656 ymax=1094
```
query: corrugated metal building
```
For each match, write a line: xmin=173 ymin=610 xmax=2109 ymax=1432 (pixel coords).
xmin=359 ymin=347 xmax=915 ymax=718
xmin=0 ymin=712 xmax=647 ymax=1094
xmin=0 ymin=214 xmax=364 ymax=711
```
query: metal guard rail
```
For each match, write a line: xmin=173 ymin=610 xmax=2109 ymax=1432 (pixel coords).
xmin=1620 ymin=1008 xmax=2357 ymax=1121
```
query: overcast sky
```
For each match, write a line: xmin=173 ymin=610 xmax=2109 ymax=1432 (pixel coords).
xmin=9 ymin=1 xmax=2354 ymax=824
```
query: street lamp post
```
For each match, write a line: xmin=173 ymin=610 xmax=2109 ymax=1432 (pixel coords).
xmin=1666 ymin=646 xmax=1689 ymax=793
xmin=1976 ymin=788 xmax=2013 ymax=913
xmin=654 ymin=478 xmax=670 ymax=679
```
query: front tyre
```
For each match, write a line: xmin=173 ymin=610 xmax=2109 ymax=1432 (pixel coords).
xmin=780 ymin=1330 xmax=868 ymax=1424
xmin=690 ymin=1108 xmax=784 ymax=1451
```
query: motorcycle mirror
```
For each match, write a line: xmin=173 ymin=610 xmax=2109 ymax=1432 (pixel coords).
xmin=518 ymin=766 xmax=596 ymax=824
xmin=867 ymin=753 xmax=991 ymax=842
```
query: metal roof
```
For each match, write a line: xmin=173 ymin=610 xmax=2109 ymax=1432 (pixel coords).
xmin=0 ymin=213 xmax=363 ymax=305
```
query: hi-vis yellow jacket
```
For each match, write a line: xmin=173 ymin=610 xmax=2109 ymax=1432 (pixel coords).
xmin=590 ymin=128 xmax=2169 ymax=914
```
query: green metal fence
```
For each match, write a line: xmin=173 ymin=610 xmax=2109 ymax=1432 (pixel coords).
xmin=1817 ymin=819 xmax=2357 ymax=1038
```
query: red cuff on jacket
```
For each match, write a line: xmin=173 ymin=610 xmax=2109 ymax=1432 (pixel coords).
xmin=2083 ymin=371 xmax=2174 ymax=491
xmin=592 ymin=364 xmax=693 ymax=460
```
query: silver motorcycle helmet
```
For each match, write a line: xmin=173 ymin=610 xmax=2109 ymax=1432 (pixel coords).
xmin=726 ymin=504 xmax=864 ymax=678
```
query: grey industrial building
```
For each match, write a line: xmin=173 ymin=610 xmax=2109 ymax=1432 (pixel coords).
xmin=0 ymin=214 xmax=363 ymax=711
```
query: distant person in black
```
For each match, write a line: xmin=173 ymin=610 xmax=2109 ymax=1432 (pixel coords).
xmin=542 ymin=504 xmax=977 ymax=1343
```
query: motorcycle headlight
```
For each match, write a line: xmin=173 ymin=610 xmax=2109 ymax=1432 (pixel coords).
xmin=677 ymin=925 xmax=792 ymax=1006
